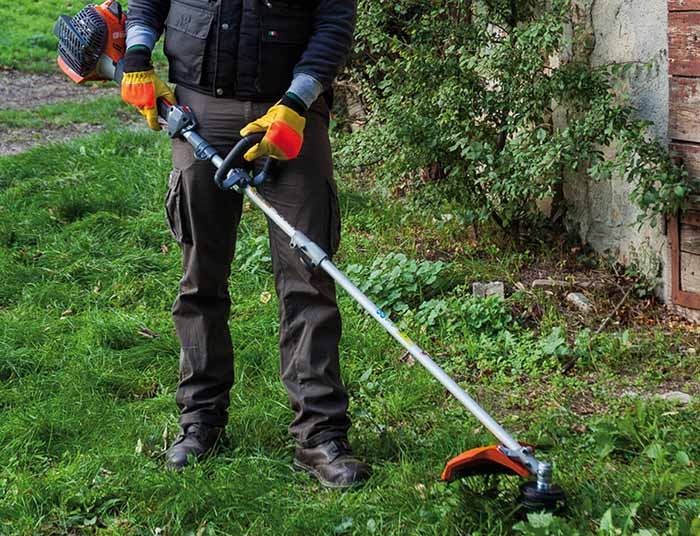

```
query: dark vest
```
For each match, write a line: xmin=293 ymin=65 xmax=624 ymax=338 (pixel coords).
xmin=164 ymin=0 xmax=316 ymax=101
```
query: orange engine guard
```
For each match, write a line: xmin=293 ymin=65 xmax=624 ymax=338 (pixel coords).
xmin=440 ymin=444 xmax=534 ymax=482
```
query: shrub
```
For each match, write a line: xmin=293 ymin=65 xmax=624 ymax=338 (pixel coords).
xmin=341 ymin=0 xmax=691 ymax=230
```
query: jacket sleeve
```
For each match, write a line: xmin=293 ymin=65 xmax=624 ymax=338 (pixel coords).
xmin=289 ymin=0 xmax=357 ymax=107
xmin=125 ymin=0 xmax=171 ymax=50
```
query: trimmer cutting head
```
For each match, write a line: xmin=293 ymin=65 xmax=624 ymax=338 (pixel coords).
xmin=441 ymin=444 xmax=566 ymax=514
xmin=54 ymin=0 xmax=126 ymax=83
xmin=441 ymin=445 xmax=532 ymax=481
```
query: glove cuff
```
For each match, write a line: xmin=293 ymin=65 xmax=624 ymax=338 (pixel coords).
xmin=281 ymin=92 xmax=307 ymax=117
xmin=123 ymin=46 xmax=153 ymax=73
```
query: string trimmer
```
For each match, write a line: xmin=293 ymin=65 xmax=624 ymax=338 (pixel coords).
xmin=54 ymin=0 xmax=567 ymax=514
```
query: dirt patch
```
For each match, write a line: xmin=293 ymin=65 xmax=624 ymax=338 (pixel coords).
xmin=0 ymin=69 xmax=142 ymax=156
xmin=0 ymin=69 xmax=115 ymax=111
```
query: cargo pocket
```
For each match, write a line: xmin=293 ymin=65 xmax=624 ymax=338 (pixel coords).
xmin=327 ymin=178 xmax=341 ymax=257
xmin=165 ymin=169 xmax=191 ymax=244
xmin=257 ymin=7 xmax=312 ymax=96
xmin=163 ymin=0 xmax=216 ymax=86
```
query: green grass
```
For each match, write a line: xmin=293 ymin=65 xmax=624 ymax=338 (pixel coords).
xmin=0 ymin=0 xmax=68 ymax=71
xmin=0 ymin=128 xmax=699 ymax=535
xmin=0 ymin=96 xmax=129 ymax=129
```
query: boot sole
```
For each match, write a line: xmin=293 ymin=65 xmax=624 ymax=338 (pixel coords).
xmin=292 ymin=459 xmax=365 ymax=490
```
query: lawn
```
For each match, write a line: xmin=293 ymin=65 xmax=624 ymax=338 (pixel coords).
xmin=1 ymin=124 xmax=699 ymax=535
xmin=1 ymin=2 xmax=699 ymax=535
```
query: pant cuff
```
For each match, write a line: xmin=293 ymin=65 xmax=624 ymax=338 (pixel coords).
xmin=179 ymin=411 xmax=228 ymax=428
xmin=297 ymin=429 xmax=348 ymax=449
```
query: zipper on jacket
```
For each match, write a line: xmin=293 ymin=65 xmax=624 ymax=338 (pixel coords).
xmin=212 ymin=0 xmax=222 ymax=96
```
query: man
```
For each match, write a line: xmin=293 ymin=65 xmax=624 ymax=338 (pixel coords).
xmin=121 ymin=0 xmax=368 ymax=488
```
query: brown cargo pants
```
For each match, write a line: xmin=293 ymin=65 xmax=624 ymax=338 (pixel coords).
xmin=166 ymin=86 xmax=351 ymax=447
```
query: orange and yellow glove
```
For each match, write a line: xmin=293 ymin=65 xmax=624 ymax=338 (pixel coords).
xmin=240 ymin=94 xmax=307 ymax=161
xmin=120 ymin=46 xmax=176 ymax=131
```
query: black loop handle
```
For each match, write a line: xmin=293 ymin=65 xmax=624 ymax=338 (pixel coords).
xmin=214 ymin=133 xmax=263 ymax=188
xmin=253 ymin=157 xmax=277 ymax=186
xmin=214 ymin=133 xmax=278 ymax=190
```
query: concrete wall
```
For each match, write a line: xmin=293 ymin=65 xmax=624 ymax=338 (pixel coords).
xmin=563 ymin=0 xmax=671 ymax=299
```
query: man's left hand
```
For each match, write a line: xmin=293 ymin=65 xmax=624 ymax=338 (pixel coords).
xmin=240 ymin=99 xmax=306 ymax=161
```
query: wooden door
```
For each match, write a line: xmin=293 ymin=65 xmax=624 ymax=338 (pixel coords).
xmin=669 ymin=0 xmax=700 ymax=308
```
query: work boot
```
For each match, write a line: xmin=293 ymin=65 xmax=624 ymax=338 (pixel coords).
xmin=165 ymin=423 xmax=224 ymax=471
xmin=294 ymin=438 xmax=370 ymax=489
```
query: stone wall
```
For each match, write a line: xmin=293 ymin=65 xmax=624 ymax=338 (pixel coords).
xmin=563 ymin=0 xmax=671 ymax=299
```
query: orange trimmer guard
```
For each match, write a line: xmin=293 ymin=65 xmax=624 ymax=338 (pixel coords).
xmin=440 ymin=445 xmax=533 ymax=482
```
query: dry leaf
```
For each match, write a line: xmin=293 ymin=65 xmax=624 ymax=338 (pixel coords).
xmin=138 ymin=327 xmax=159 ymax=339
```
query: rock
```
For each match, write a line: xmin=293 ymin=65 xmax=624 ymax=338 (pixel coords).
xmin=566 ymin=292 xmax=593 ymax=313
xmin=621 ymin=390 xmax=640 ymax=398
xmin=472 ymin=281 xmax=505 ymax=299
xmin=532 ymin=279 xmax=570 ymax=289
xmin=658 ymin=391 xmax=692 ymax=404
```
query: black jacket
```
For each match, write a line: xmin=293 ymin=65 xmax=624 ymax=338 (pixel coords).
xmin=127 ymin=0 xmax=356 ymax=101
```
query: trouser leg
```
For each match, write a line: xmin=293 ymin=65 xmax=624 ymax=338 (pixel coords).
xmin=256 ymin=98 xmax=351 ymax=447
xmin=169 ymin=87 xmax=246 ymax=427
xmin=167 ymin=87 xmax=350 ymax=440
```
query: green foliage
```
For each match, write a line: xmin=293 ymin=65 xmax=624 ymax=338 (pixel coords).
xmin=413 ymin=297 xmax=451 ymax=328
xmin=415 ymin=294 xmax=513 ymax=335
xmin=458 ymin=294 xmax=513 ymax=334
xmin=540 ymin=326 xmax=569 ymax=359
xmin=623 ymin=263 xmax=658 ymax=299
xmin=514 ymin=505 xmax=667 ymax=536
xmin=403 ymin=294 xmax=563 ymax=374
xmin=0 ymin=124 xmax=699 ymax=534
xmin=3 ymin=25 xmax=700 ymax=531
xmin=0 ymin=96 xmax=129 ymax=129
xmin=235 ymin=233 xmax=272 ymax=274
xmin=514 ymin=512 xmax=582 ymax=536
xmin=345 ymin=252 xmax=449 ymax=315
xmin=342 ymin=0 xmax=691 ymax=229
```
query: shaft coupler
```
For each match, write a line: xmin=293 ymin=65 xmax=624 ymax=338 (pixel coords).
xmin=290 ymin=231 xmax=328 ymax=269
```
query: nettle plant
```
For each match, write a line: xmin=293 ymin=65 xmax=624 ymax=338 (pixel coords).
xmin=341 ymin=0 xmax=691 ymax=230
xmin=345 ymin=252 xmax=450 ymax=316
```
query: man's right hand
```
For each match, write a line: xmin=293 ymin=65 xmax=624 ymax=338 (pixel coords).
xmin=120 ymin=46 xmax=176 ymax=131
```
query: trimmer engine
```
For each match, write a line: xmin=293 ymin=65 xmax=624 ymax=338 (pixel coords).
xmin=54 ymin=0 xmax=126 ymax=83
